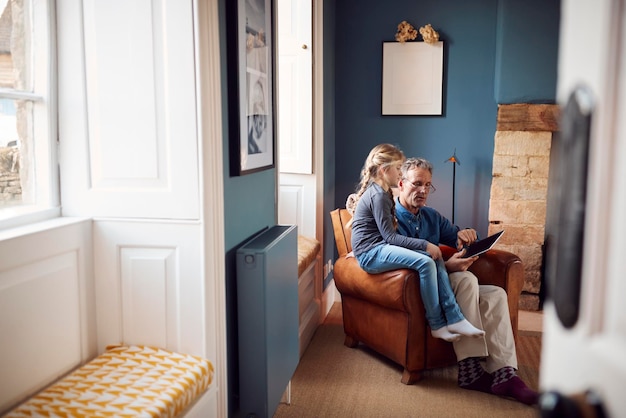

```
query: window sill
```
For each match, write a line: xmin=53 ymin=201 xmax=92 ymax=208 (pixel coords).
xmin=0 ymin=207 xmax=89 ymax=242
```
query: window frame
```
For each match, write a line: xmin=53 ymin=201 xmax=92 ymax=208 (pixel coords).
xmin=0 ymin=0 xmax=59 ymax=232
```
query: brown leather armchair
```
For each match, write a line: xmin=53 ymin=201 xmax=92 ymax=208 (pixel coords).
xmin=330 ymin=208 xmax=524 ymax=384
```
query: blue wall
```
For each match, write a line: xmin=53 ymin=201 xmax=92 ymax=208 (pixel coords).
xmin=333 ymin=0 xmax=559 ymax=237
xmin=495 ymin=0 xmax=560 ymax=104
xmin=219 ymin=0 xmax=277 ymax=414
xmin=322 ymin=1 xmax=337 ymax=289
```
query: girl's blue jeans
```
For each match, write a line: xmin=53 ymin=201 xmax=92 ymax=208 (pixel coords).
xmin=355 ymin=243 xmax=464 ymax=330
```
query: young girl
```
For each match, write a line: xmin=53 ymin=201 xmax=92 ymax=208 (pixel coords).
xmin=349 ymin=143 xmax=484 ymax=342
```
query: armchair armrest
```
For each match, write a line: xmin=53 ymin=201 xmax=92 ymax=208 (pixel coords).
xmin=469 ymin=249 xmax=524 ymax=293
xmin=333 ymin=256 xmax=421 ymax=313
xmin=439 ymin=245 xmax=524 ymax=339
xmin=439 ymin=245 xmax=523 ymax=294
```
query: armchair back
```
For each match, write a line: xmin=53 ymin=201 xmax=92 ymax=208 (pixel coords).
xmin=331 ymin=208 xmax=353 ymax=257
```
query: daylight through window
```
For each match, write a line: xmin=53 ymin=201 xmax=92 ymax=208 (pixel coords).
xmin=0 ymin=0 xmax=57 ymax=225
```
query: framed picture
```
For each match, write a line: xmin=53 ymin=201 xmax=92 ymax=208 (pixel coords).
xmin=227 ymin=0 xmax=275 ymax=176
xmin=382 ymin=41 xmax=444 ymax=115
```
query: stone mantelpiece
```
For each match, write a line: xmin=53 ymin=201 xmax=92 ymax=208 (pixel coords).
xmin=489 ymin=104 xmax=560 ymax=311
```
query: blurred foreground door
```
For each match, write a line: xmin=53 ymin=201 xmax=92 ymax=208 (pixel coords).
xmin=540 ymin=0 xmax=626 ymax=416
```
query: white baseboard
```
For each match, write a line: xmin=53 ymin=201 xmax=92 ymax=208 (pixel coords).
xmin=321 ymin=280 xmax=341 ymax=321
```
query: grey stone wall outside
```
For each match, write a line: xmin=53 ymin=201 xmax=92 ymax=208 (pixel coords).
xmin=0 ymin=146 xmax=21 ymax=205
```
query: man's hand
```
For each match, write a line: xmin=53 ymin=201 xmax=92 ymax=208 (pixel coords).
xmin=445 ymin=250 xmax=478 ymax=272
xmin=457 ymin=228 xmax=478 ymax=250
xmin=426 ymin=242 xmax=442 ymax=260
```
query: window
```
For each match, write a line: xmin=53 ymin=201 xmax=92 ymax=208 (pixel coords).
xmin=0 ymin=0 xmax=58 ymax=230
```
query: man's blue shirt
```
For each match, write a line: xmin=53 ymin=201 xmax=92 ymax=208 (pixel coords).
xmin=394 ymin=197 xmax=460 ymax=248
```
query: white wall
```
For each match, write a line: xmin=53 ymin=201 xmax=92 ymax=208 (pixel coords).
xmin=0 ymin=218 xmax=94 ymax=412
xmin=0 ymin=0 xmax=226 ymax=416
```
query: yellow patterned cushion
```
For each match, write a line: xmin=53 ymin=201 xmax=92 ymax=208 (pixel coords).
xmin=4 ymin=345 xmax=214 ymax=418
xmin=298 ymin=235 xmax=320 ymax=277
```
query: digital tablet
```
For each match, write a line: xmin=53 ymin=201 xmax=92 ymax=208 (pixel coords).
xmin=461 ymin=230 xmax=504 ymax=258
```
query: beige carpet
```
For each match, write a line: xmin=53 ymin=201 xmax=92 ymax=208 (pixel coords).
xmin=274 ymin=303 xmax=541 ymax=418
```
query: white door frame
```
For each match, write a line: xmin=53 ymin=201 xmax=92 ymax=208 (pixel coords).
xmin=196 ymin=0 xmax=228 ymax=417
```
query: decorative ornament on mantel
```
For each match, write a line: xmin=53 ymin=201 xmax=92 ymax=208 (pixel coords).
xmin=394 ymin=21 xmax=440 ymax=44
xmin=419 ymin=24 xmax=440 ymax=44
xmin=395 ymin=21 xmax=418 ymax=43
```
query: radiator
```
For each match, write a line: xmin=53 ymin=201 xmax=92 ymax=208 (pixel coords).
xmin=236 ymin=225 xmax=299 ymax=418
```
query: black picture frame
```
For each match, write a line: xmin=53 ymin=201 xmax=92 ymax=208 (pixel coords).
xmin=226 ymin=0 xmax=276 ymax=176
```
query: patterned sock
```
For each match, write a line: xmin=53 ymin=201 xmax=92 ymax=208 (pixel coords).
xmin=458 ymin=358 xmax=492 ymax=394
xmin=491 ymin=366 xmax=539 ymax=405
xmin=492 ymin=365 xmax=516 ymax=385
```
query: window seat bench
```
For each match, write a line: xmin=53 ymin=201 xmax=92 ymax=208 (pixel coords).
xmin=2 ymin=345 xmax=214 ymax=418
xmin=297 ymin=234 xmax=321 ymax=358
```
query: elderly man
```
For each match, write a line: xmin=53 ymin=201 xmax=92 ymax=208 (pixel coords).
xmin=394 ymin=157 xmax=538 ymax=406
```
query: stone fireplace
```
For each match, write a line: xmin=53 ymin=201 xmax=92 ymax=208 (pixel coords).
xmin=488 ymin=104 xmax=560 ymax=311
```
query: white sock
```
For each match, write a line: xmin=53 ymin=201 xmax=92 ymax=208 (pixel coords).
xmin=448 ymin=319 xmax=485 ymax=338
xmin=431 ymin=326 xmax=461 ymax=342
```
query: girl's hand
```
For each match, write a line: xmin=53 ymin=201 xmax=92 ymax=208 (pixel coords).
xmin=426 ymin=242 xmax=442 ymax=260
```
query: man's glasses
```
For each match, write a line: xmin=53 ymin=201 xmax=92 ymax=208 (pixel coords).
xmin=402 ymin=179 xmax=436 ymax=193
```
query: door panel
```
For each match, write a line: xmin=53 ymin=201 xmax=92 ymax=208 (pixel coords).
xmin=93 ymin=220 xmax=204 ymax=357
xmin=58 ymin=0 xmax=199 ymax=219
xmin=278 ymin=174 xmax=316 ymax=237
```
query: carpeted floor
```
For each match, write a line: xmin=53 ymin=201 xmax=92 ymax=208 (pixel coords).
xmin=274 ymin=303 xmax=541 ymax=418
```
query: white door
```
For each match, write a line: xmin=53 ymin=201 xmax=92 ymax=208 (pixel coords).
xmin=277 ymin=0 xmax=317 ymax=238
xmin=277 ymin=0 xmax=312 ymax=174
xmin=540 ymin=0 xmax=626 ymax=416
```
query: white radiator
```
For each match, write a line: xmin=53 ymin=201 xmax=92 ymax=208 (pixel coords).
xmin=236 ymin=225 xmax=299 ymax=418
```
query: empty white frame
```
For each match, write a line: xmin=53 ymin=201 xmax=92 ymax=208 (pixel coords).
xmin=382 ymin=41 xmax=443 ymax=115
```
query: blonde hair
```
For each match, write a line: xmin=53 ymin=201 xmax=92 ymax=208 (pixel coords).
xmin=354 ymin=143 xmax=405 ymax=199
xmin=346 ymin=144 xmax=405 ymax=227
